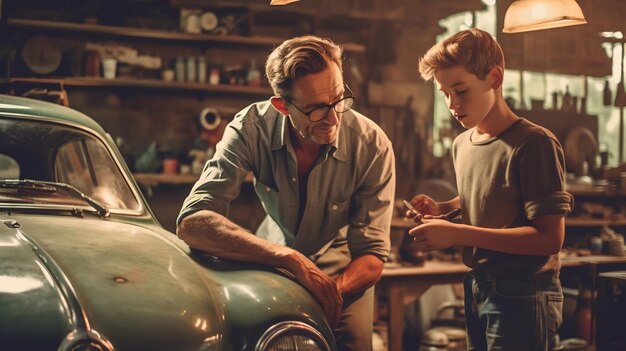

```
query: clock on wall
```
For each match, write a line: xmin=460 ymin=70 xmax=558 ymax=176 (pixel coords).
xmin=20 ymin=36 xmax=62 ymax=75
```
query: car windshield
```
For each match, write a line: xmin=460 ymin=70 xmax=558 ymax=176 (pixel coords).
xmin=0 ymin=117 xmax=140 ymax=211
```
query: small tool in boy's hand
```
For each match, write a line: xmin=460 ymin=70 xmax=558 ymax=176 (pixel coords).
xmin=403 ymin=200 xmax=423 ymax=223
xmin=429 ymin=208 xmax=462 ymax=221
xmin=403 ymin=199 xmax=461 ymax=224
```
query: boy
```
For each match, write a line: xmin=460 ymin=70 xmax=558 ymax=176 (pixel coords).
xmin=408 ymin=28 xmax=573 ymax=350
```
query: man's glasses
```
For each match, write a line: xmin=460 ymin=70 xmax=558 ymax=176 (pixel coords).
xmin=287 ymin=84 xmax=356 ymax=122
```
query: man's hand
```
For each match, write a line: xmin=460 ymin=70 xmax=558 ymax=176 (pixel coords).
xmin=288 ymin=252 xmax=343 ymax=328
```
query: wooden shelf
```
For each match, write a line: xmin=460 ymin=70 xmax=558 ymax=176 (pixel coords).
xmin=170 ymin=0 xmax=318 ymax=15
xmin=133 ymin=172 xmax=254 ymax=187
xmin=170 ymin=0 xmax=404 ymax=21
xmin=169 ymin=0 xmax=485 ymax=26
xmin=2 ymin=77 xmax=274 ymax=96
xmin=6 ymin=18 xmax=365 ymax=53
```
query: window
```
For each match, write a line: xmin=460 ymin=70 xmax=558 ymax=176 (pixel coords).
xmin=55 ymin=138 xmax=139 ymax=210
xmin=433 ymin=3 xmax=621 ymax=168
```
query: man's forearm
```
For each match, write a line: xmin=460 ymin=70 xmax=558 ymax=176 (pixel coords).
xmin=335 ymin=254 xmax=384 ymax=298
xmin=178 ymin=210 xmax=343 ymax=326
xmin=177 ymin=210 xmax=295 ymax=268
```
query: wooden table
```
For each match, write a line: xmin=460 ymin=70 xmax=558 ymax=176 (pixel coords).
xmin=377 ymin=261 xmax=469 ymax=351
xmin=560 ymin=255 xmax=626 ymax=348
xmin=377 ymin=255 xmax=626 ymax=351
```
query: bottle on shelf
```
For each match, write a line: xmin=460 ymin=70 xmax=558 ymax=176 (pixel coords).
xmin=175 ymin=56 xmax=185 ymax=82
xmin=552 ymin=91 xmax=559 ymax=110
xmin=186 ymin=56 xmax=196 ymax=83
xmin=561 ymin=85 xmax=573 ymax=112
xmin=246 ymin=59 xmax=261 ymax=87
xmin=197 ymin=56 xmax=207 ymax=84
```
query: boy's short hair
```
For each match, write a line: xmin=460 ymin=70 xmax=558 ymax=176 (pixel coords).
xmin=265 ymin=35 xmax=343 ymax=100
xmin=418 ymin=28 xmax=505 ymax=81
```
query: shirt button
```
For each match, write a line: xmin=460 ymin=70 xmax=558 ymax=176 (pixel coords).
xmin=265 ymin=187 xmax=271 ymax=192
xmin=331 ymin=204 xmax=338 ymax=210
xmin=291 ymin=177 xmax=296 ymax=182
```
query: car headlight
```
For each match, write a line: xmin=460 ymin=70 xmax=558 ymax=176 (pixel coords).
xmin=255 ymin=321 xmax=332 ymax=351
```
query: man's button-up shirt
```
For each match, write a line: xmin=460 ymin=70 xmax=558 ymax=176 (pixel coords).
xmin=178 ymin=100 xmax=395 ymax=261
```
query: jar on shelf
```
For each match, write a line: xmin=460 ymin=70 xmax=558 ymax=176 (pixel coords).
xmin=175 ymin=56 xmax=185 ymax=82
xmin=83 ymin=49 xmax=101 ymax=77
xmin=209 ymin=66 xmax=220 ymax=85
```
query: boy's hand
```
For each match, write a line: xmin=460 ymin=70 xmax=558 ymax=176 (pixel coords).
xmin=424 ymin=208 xmax=462 ymax=221
xmin=408 ymin=219 xmax=458 ymax=251
xmin=404 ymin=194 xmax=442 ymax=223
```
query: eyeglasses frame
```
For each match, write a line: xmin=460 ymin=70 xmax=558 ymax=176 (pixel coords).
xmin=286 ymin=83 xmax=356 ymax=122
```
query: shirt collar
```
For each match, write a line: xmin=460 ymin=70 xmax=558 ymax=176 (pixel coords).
xmin=270 ymin=109 xmax=347 ymax=162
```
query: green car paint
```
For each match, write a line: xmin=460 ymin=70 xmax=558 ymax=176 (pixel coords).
xmin=0 ymin=94 xmax=335 ymax=351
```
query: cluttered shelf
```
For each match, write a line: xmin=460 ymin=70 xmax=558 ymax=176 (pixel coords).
xmin=5 ymin=18 xmax=366 ymax=52
xmin=1 ymin=77 xmax=273 ymax=96
xmin=171 ymin=0 xmax=396 ymax=20
xmin=169 ymin=0 xmax=485 ymax=24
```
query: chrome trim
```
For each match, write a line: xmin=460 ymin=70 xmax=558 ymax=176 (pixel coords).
xmin=16 ymin=230 xmax=115 ymax=351
xmin=0 ymin=113 xmax=145 ymax=216
xmin=0 ymin=203 xmax=139 ymax=217
xmin=255 ymin=321 xmax=331 ymax=351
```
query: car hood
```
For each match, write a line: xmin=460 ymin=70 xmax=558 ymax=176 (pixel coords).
xmin=0 ymin=214 xmax=331 ymax=351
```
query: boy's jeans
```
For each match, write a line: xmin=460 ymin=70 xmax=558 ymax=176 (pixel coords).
xmin=464 ymin=270 xmax=563 ymax=351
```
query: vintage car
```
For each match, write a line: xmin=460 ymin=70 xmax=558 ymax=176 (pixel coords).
xmin=0 ymin=94 xmax=335 ymax=351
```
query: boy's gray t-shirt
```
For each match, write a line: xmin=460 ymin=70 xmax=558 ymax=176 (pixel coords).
xmin=452 ymin=118 xmax=573 ymax=276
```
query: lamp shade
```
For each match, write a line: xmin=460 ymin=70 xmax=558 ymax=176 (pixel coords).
xmin=503 ymin=0 xmax=587 ymax=33
xmin=270 ymin=0 xmax=300 ymax=4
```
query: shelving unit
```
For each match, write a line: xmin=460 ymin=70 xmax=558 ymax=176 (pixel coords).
xmin=0 ymin=3 xmax=372 ymax=233
xmin=2 ymin=77 xmax=273 ymax=95
xmin=566 ymin=187 xmax=626 ymax=229
xmin=5 ymin=18 xmax=366 ymax=53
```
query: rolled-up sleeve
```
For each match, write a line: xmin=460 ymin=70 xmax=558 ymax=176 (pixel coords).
xmin=517 ymin=134 xmax=573 ymax=220
xmin=346 ymin=141 xmax=395 ymax=261
xmin=177 ymin=119 xmax=252 ymax=225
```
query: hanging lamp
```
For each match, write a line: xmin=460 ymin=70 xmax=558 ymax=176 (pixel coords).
xmin=503 ymin=0 xmax=587 ymax=33
xmin=270 ymin=0 xmax=300 ymax=5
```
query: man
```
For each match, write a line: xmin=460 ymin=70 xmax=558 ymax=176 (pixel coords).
xmin=177 ymin=35 xmax=395 ymax=350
